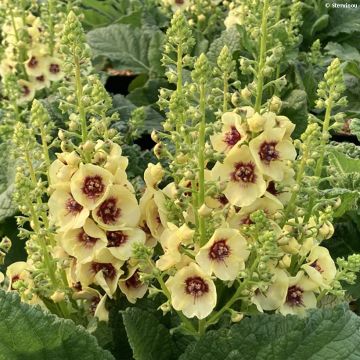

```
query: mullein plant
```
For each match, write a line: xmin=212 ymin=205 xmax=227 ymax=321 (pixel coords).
xmin=1 ymin=11 xmax=147 ymax=323
xmin=0 ymin=0 xmax=71 ymax=140
xmin=132 ymin=9 xmax=360 ymax=338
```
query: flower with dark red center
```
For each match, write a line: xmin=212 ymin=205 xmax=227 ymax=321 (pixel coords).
xmin=211 ymin=112 xmax=246 ymax=153
xmin=27 ymin=56 xmax=38 ymax=68
xmin=212 ymin=145 xmax=266 ymax=207
xmin=209 ymin=239 xmax=230 ymax=261
xmin=107 ymin=231 xmax=128 ymax=247
xmin=96 ymin=198 xmax=121 ymax=224
xmin=258 ymin=141 xmax=279 ymax=164
xmin=119 ymin=267 xmax=148 ymax=303
xmin=78 ymin=230 xmax=99 ymax=248
xmin=286 ymin=285 xmax=304 ymax=307
xmin=49 ymin=63 xmax=60 ymax=74
xmin=49 ymin=187 xmax=89 ymax=231
xmin=231 ymin=162 xmax=256 ymax=183
xmin=250 ymin=127 xmax=296 ymax=182
xmin=92 ymin=262 xmax=117 ymax=280
xmin=166 ymin=263 xmax=216 ymax=319
xmin=267 ymin=181 xmax=280 ymax=196
xmin=46 ymin=57 xmax=64 ymax=81
xmin=185 ymin=276 xmax=209 ymax=297
xmin=93 ymin=184 xmax=140 ymax=230
xmin=36 ymin=75 xmax=45 ymax=82
xmin=125 ymin=270 xmax=141 ymax=289
xmin=71 ymin=163 xmax=113 ymax=210
xmin=310 ymin=261 xmax=323 ymax=273
xmin=196 ymin=228 xmax=249 ymax=281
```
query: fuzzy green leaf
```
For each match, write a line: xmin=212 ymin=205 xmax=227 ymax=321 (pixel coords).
xmin=0 ymin=290 xmax=114 ymax=360
xmin=327 ymin=8 xmax=360 ymax=37
xmin=122 ymin=307 xmax=176 ymax=360
xmin=328 ymin=149 xmax=360 ymax=174
xmin=181 ymin=305 xmax=360 ymax=360
xmin=87 ymin=24 xmax=164 ymax=75
xmin=350 ymin=118 xmax=360 ymax=141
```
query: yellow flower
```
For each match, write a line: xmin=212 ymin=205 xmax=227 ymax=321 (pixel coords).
xmin=210 ymin=112 xmax=247 ymax=154
xmin=144 ymin=163 xmax=164 ymax=188
xmin=252 ymin=268 xmax=289 ymax=312
xmin=265 ymin=167 xmax=295 ymax=205
xmin=75 ymin=249 xmax=124 ymax=298
xmin=17 ymin=79 xmax=35 ymax=105
xmin=224 ymin=5 xmax=247 ymax=28
xmin=302 ymin=246 xmax=336 ymax=290
xmin=196 ymin=228 xmax=249 ymax=281
xmin=71 ymin=163 xmax=113 ymax=210
xmin=106 ymin=228 xmax=146 ymax=261
xmin=212 ymin=145 xmax=266 ymax=207
xmin=30 ymin=73 xmax=51 ymax=90
xmin=228 ymin=195 xmax=283 ymax=228
xmin=45 ymin=56 xmax=65 ymax=81
xmin=92 ymin=185 xmax=140 ymax=230
xmin=25 ymin=51 xmax=48 ymax=77
xmin=156 ymin=223 xmax=194 ymax=271
xmin=163 ymin=0 xmax=190 ymax=12
xmin=60 ymin=218 xmax=107 ymax=263
xmin=6 ymin=261 xmax=30 ymax=291
xmin=48 ymin=186 xmax=89 ymax=231
xmin=249 ymin=127 xmax=296 ymax=181
xmin=73 ymin=287 xmax=109 ymax=322
xmin=119 ymin=267 xmax=148 ymax=304
xmin=0 ymin=58 xmax=16 ymax=77
xmin=49 ymin=152 xmax=80 ymax=189
xmin=166 ymin=262 xmax=217 ymax=319
xmin=274 ymin=115 xmax=295 ymax=139
xmin=279 ymin=271 xmax=317 ymax=316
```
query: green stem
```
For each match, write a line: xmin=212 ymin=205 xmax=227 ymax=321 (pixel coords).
xmin=254 ymin=0 xmax=270 ymax=112
xmin=198 ymin=319 xmax=206 ymax=336
xmin=223 ymin=75 xmax=228 ymax=113
xmin=74 ymin=54 xmax=87 ymax=143
xmin=47 ymin=0 xmax=55 ymax=56
xmin=198 ymin=83 xmax=206 ymax=246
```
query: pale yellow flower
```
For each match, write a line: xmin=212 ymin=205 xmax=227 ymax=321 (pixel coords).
xmin=75 ymin=249 xmax=123 ymax=298
xmin=30 ymin=73 xmax=51 ymax=90
xmin=119 ymin=267 xmax=148 ymax=303
xmin=212 ymin=145 xmax=266 ymax=207
xmin=60 ymin=218 xmax=107 ymax=263
xmin=45 ymin=56 xmax=65 ymax=81
xmin=17 ymin=79 xmax=35 ymax=104
xmin=106 ymin=228 xmax=146 ymax=261
xmin=92 ymin=185 xmax=140 ymax=230
xmin=224 ymin=5 xmax=247 ymax=29
xmin=252 ymin=268 xmax=289 ymax=311
xmin=144 ymin=163 xmax=164 ymax=188
xmin=249 ymin=127 xmax=296 ymax=181
xmin=163 ymin=0 xmax=190 ymax=12
xmin=6 ymin=261 xmax=30 ymax=291
xmin=279 ymin=271 xmax=317 ymax=316
xmin=49 ymin=152 xmax=80 ymax=189
xmin=48 ymin=186 xmax=89 ymax=231
xmin=196 ymin=228 xmax=249 ymax=281
xmin=25 ymin=51 xmax=48 ymax=77
xmin=166 ymin=262 xmax=217 ymax=319
xmin=302 ymin=246 xmax=336 ymax=290
xmin=71 ymin=163 xmax=113 ymax=210
xmin=210 ymin=112 xmax=247 ymax=154
xmin=156 ymin=223 xmax=194 ymax=271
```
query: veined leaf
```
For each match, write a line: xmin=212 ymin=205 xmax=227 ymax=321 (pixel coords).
xmin=328 ymin=149 xmax=360 ymax=174
xmin=87 ymin=24 xmax=164 ymax=75
xmin=181 ymin=305 xmax=360 ymax=360
xmin=0 ymin=290 xmax=114 ymax=360
xmin=350 ymin=118 xmax=360 ymax=141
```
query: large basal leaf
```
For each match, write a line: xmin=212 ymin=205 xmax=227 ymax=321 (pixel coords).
xmin=181 ymin=305 xmax=360 ymax=360
xmin=0 ymin=290 xmax=114 ymax=360
xmin=87 ymin=24 xmax=164 ymax=75
xmin=122 ymin=307 xmax=176 ymax=360
xmin=327 ymin=7 xmax=360 ymax=37
xmin=328 ymin=149 xmax=360 ymax=174
xmin=350 ymin=118 xmax=360 ymax=141
xmin=0 ymin=142 xmax=17 ymax=222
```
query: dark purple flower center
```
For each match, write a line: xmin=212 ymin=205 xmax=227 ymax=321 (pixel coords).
xmin=241 ymin=215 xmax=254 ymax=225
xmin=185 ymin=276 xmax=209 ymax=297
xmin=66 ymin=195 xmax=83 ymax=214
xmin=82 ymin=175 xmax=105 ymax=199
xmin=175 ymin=0 xmax=184 ymax=3
xmin=310 ymin=261 xmax=323 ymax=273
xmin=36 ymin=75 xmax=45 ymax=82
xmin=91 ymin=262 xmax=116 ymax=280
xmin=22 ymin=85 xmax=31 ymax=96
xmin=73 ymin=282 xmax=82 ymax=291
xmin=209 ymin=239 xmax=230 ymax=261
xmin=259 ymin=141 xmax=279 ymax=164
xmin=97 ymin=197 xmax=121 ymax=224
xmin=78 ymin=230 xmax=99 ymax=248
xmin=224 ymin=126 xmax=241 ymax=147
xmin=266 ymin=181 xmax=280 ymax=195
xmin=286 ymin=285 xmax=304 ymax=307
xmin=107 ymin=231 xmax=128 ymax=247
xmin=231 ymin=162 xmax=256 ymax=183
xmin=11 ymin=275 xmax=20 ymax=290
xmin=49 ymin=63 xmax=60 ymax=74
xmin=217 ymin=194 xmax=229 ymax=206
xmin=89 ymin=296 xmax=100 ymax=314
xmin=28 ymin=56 xmax=38 ymax=68
xmin=125 ymin=270 xmax=141 ymax=289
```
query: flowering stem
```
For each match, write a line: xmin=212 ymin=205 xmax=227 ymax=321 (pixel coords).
xmin=254 ymin=0 xmax=270 ymax=112
xmin=74 ymin=54 xmax=88 ymax=143
xmin=198 ymin=83 xmax=206 ymax=246
xmin=223 ymin=76 xmax=228 ymax=113
xmin=47 ymin=0 xmax=55 ymax=56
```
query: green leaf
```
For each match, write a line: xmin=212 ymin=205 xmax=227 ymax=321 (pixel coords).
xmin=350 ymin=118 xmax=360 ymax=141
xmin=0 ymin=290 xmax=114 ymax=360
xmin=87 ymin=24 xmax=164 ymax=75
xmin=325 ymin=42 xmax=360 ymax=62
xmin=122 ymin=307 xmax=176 ymax=360
xmin=280 ymin=90 xmax=308 ymax=138
xmin=311 ymin=14 xmax=329 ymax=36
xmin=327 ymin=8 xmax=360 ymax=37
xmin=328 ymin=149 xmax=360 ymax=174
xmin=181 ymin=305 xmax=360 ymax=360
xmin=207 ymin=27 xmax=241 ymax=63
xmin=320 ymin=188 xmax=359 ymax=217
xmin=0 ymin=142 xmax=17 ymax=222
